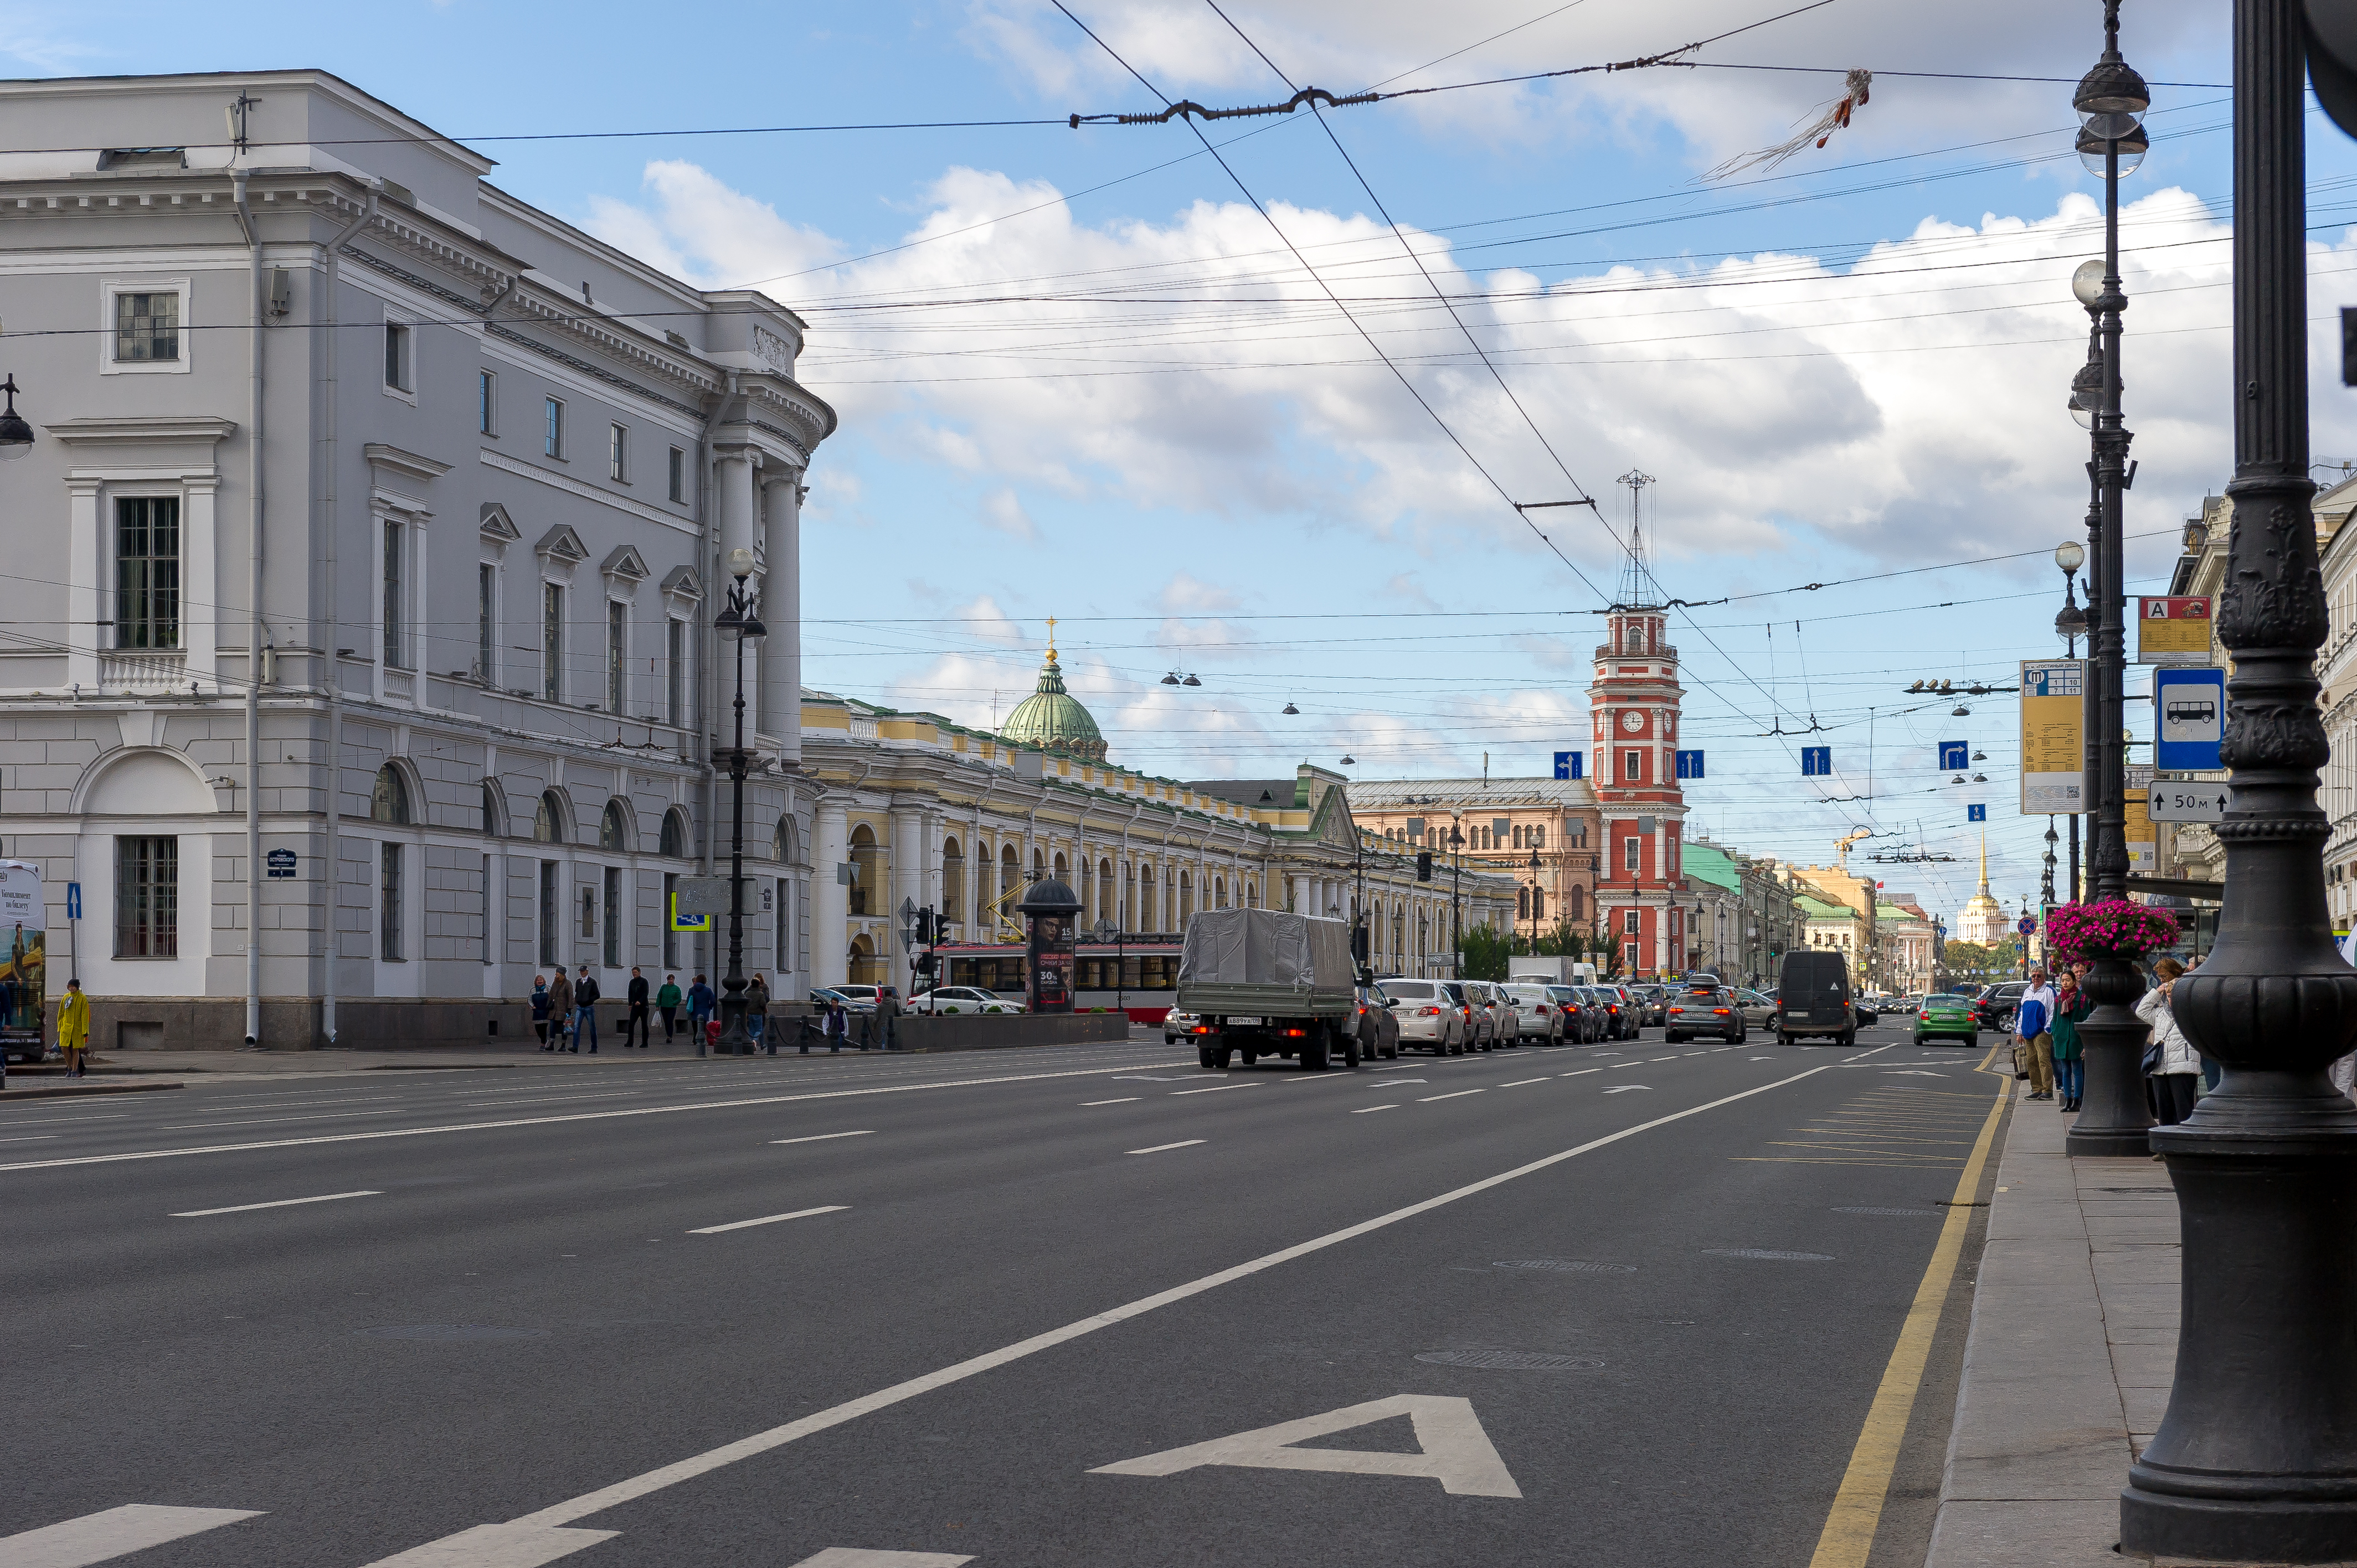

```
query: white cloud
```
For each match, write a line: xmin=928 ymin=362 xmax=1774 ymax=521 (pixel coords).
xmin=583 ymin=161 xmax=841 ymax=289
xmin=982 ymin=487 xmax=1040 ymax=540
xmin=1157 ymin=571 xmax=1239 ymax=612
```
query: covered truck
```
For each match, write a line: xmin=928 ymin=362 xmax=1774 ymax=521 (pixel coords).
xmin=1176 ymin=907 xmax=1360 ymax=1070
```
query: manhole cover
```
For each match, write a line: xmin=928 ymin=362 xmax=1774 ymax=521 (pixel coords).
xmin=1493 ymin=1260 xmax=1637 ymax=1274
xmin=1702 ymin=1248 xmax=1835 ymax=1261
xmin=357 ymin=1324 xmax=550 ymax=1342
xmin=1414 ymin=1349 xmax=1604 ymax=1370
xmin=1833 ymin=1206 xmax=1937 ymax=1216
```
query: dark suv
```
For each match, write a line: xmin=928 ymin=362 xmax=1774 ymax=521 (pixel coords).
xmin=1664 ymin=984 xmax=1746 ymax=1044
xmin=1974 ymin=981 xmax=2027 ymax=1032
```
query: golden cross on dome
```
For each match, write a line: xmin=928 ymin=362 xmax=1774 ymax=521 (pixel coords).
xmin=1046 ymin=616 xmax=1058 ymax=659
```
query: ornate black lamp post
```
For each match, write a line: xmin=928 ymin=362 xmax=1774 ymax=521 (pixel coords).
xmin=2062 ymin=0 xmax=2159 ymax=1159
xmin=711 ymin=546 xmax=765 ymax=1058
xmin=2120 ymin=1 xmax=2357 ymax=1556
xmin=1448 ymin=821 xmax=1466 ymax=978
xmin=2055 ymin=540 xmax=2088 ymax=899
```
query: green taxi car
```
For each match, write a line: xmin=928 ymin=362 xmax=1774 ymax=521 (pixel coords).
xmin=1914 ymin=993 xmax=1980 ymax=1046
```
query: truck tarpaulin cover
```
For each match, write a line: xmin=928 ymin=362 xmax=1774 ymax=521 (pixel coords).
xmin=1178 ymin=907 xmax=1352 ymax=991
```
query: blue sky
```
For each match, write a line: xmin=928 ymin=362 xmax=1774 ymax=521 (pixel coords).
xmin=13 ymin=0 xmax=2356 ymax=926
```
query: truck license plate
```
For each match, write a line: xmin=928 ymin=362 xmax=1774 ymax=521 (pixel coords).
xmin=1228 ymin=1017 xmax=1263 ymax=1026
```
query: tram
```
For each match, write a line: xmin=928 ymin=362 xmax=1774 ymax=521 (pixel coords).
xmin=931 ymin=935 xmax=1183 ymax=1023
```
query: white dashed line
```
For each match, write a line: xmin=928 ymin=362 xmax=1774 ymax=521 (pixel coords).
xmin=1561 ymin=1069 xmax=1603 ymax=1077
xmin=1417 ymin=1090 xmax=1488 ymax=1103
xmin=1170 ymin=1084 xmax=1254 ymax=1096
xmin=1128 ymin=1140 xmax=1207 ymax=1155
xmin=1352 ymin=1105 xmax=1401 ymax=1115
xmin=766 ymin=1131 xmax=876 ymax=1147
xmin=689 ymin=1205 xmax=848 ymax=1235
xmin=1500 ymin=1078 xmax=1548 ymax=1087
xmin=172 ymin=1190 xmax=383 ymax=1218
xmin=1083 ymin=1098 xmax=1140 ymax=1106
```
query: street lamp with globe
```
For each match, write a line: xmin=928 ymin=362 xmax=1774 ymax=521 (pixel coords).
xmin=2055 ymin=538 xmax=2088 ymax=899
xmin=711 ymin=546 xmax=765 ymax=1056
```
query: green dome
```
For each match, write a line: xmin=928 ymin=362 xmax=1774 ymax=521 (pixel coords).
xmin=1001 ymin=647 xmax=1107 ymax=762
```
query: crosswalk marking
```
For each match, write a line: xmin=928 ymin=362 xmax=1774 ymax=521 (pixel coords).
xmin=0 ymin=1504 xmax=262 ymax=1566
xmin=792 ymin=1552 xmax=975 ymax=1567
xmin=353 ymin=1520 xmax=619 ymax=1566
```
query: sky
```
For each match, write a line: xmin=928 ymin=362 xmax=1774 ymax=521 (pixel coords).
xmin=11 ymin=0 xmax=2357 ymax=930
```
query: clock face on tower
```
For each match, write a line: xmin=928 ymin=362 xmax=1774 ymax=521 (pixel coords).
xmin=1619 ymin=710 xmax=1645 ymax=734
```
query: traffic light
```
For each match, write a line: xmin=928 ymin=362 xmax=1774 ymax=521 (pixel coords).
xmin=2313 ymin=4 xmax=2357 ymax=140
xmin=1417 ymin=851 xmax=1433 ymax=883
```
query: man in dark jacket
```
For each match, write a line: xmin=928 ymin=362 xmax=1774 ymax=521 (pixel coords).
xmin=574 ymin=964 xmax=602 ymax=1054
xmin=625 ymin=967 xmax=651 ymax=1048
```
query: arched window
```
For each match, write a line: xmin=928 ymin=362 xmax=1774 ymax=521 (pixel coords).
xmin=1532 ymin=888 xmax=1546 ymax=921
xmin=370 ymin=765 xmax=410 ymax=826
xmin=1000 ymin=844 xmax=1019 ymax=904
xmin=481 ymin=781 xmax=504 ymax=835
xmin=851 ymin=825 xmax=882 ymax=917
xmin=534 ymin=790 xmax=564 ymax=844
xmin=1569 ymin=885 xmax=1586 ymax=920
xmin=1214 ymin=876 xmax=1227 ymax=910
xmin=943 ymin=838 xmax=965 ymax=921
xmin=773 ymin=814 xmax=799 ymax=865
xmin=1180 ymin=869 xmax=1193 ymax=925
xmin=1139 ymin=863 xmax=1155 ymax=931
xmin=1518 ymin=886 xmax=1530 ymax=920
xmin=599 ymin=800 xmax=629 ymax=852
xmin=1053 ymin=852 xmax=1068 ymax=883
xmin=662 ymin=808 xmax=691 ymax=859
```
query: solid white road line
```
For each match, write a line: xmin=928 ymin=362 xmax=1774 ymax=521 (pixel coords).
xmin=689 ymin=1205 xmax=848 ymax=1236
xmin=1081 ymin=1098 xmax=1140 ymax=1106
xmin=0 ymin=1134 xmax=58 ymax=1144
xmin=1351 ymin=1105 xmax=1401 ymax=1114
xmin=0 ymin=1060 xmax=1196 ymax=1176
xmin=1126 ymin=1140 xmax=1207 ymax=1155
xmin=0 ymin=1503 xmax=263 ymax=1565
xmin=161 ymin=1109 xmax=429 ymax=1132
xmin=357 ymin=1063 xmax=1834 ymax=1567
xmin=766 ymin=1132 xmax=876 ymax=1147
xmin=1417 ymin=1090 xmax=1486 ymax=1103
xmin=171 ymin=1191 xmax=383 ymax=1218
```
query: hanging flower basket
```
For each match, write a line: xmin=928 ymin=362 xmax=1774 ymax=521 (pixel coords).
xmin=2043 ymin=899 xmax=2181 ymax=962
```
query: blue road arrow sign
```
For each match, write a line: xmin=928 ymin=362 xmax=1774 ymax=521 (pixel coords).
xmin=1801 ymin=746 xmax=1832 ymax=776
xmin=1968 ymin=803 xmax=1988 ymax=822
xmin=2154 ymin=667 xmax=2226 ymax=771
xmin=66 ymin=881 xmax=80 ymax=920
xmin=1939 ymin=740 xmax=1969 ymax=770
xmin=1553 ymin=750 xmax=1583 ymax=780
xmin=1675 ymin=750 xmax=1704 ymax=779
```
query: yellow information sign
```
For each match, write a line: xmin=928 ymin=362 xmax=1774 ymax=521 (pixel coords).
xmin=2137 ymin=596 xmax=2215 ymax=665
xmin=2020 ymin=659 xmax=2086 ymax=816
xmin=2124 ymin=764 xmax=2156 ymax=872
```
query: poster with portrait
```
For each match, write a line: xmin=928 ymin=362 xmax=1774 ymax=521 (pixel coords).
xmin=0 ymin=862 xmax=45 ymax=1054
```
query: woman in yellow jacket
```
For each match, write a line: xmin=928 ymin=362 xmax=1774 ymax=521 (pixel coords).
xmin=56 ymin=978 xmax=89 ymax=1079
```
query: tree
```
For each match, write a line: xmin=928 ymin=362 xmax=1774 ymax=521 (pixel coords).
xmin=1458 ymin=921 xmax=1511 ymax=982
xmin=1942 ymin=940 xmax=2009 ymax=988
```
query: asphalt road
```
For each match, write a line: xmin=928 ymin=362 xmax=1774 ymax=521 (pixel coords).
xmin=0 ymin=1018 xmax=2008 ymax=1568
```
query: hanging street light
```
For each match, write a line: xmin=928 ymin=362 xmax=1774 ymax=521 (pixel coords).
xmin=0 ymin=376 xmax=33 ymax=459
xmin=2119 ymin=0 xmax=2357 ymax=1555
xmin=1282 ymin=701 xmax=1300 ymax=715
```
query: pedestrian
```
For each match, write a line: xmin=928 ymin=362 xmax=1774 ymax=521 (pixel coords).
xmin=626 ymin=967 xmax=651 ymax=1048
xmin=825 ymin=997 xmax=848 ymax=1053
xmin=749 ymin=972 xmax=771 ymax=1053
xmin=2015 ymin=966 xmax=2057 ymax=1101
xmin=547 ymin=968 xmax=574 ymax=1053
xmin=573 ymin=964 xmax=602 ymax=1054
xmin=687 ymin=972 xmax=715 ymax=1045
xmin=56 ymin=977 xmax=89 ymax=1080
xmin=2051 ymin=968 xmax=2092 ymax=1113
xmin=2137 ymin=958 xmax=2202 ymax=1128
xmin=656 ymin=973 xmax=682 ymax=1044
xmin=531 ymin=974 xmax=552 ymax=1049
xmin=879 ymin=983 xmax=902 ymax=1052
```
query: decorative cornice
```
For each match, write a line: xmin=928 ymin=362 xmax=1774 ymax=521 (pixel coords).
xmin=482 ymin=448 xmax=697 ymax=535
xmin=44 ymin=415 xmax=235 ymax=445
xmin=363 ymin=442 xmax=451 ymax=483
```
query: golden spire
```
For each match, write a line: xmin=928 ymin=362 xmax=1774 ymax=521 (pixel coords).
xmin=1978 ymin=831 xmax=1990 ymax=897
xmin=1046 ymin=616 xmax=1058 ymax=662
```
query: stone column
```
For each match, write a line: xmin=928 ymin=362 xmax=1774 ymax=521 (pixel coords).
xmin=757 ymin=470 xmax=800 ymax=760
xmin=811 ymin=796 xmax=848 ymax=988
xmin=888 ymin=803 xmax=927 ymax=989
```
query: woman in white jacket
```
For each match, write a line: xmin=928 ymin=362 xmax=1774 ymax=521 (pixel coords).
xmin=2136 ymin=956 xmax=2202 ymax=1125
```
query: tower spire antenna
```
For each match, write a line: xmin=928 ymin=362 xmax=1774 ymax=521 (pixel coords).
xmin=1616 ymin=470 xmax=1658 ymax=609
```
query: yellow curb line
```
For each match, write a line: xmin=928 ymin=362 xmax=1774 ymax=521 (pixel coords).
xmin=1803 ymin=1043 xmax=2010 ymax=1568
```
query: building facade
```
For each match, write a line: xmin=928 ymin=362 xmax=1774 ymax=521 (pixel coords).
xmin=1591 ymin=601 xmax=1691 ymax=978
xmin=0 ymin=71 xmax=832 ymax=1046
xmin=1348 ymin=777 xmax=1600 ymax=947
xmin=1955 ymin=837 xmax=2011 ymax=946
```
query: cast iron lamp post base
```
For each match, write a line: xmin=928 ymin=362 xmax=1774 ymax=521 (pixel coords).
xmin=2066 ymin=953 xmax=2155 ymax=1157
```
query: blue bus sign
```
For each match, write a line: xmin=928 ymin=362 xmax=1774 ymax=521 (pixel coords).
xmin=2154 ymin=667 xmax=2226 ymax=772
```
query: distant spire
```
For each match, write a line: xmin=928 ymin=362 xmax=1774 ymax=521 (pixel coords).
xmin=1046 ymin=615 xmax=1058 ymax=662
xmin=1978 ymin=832 xmax=1990 ymax=897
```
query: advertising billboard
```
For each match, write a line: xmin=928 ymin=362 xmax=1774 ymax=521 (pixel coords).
xmin=0 ymin=862 xmax=45 ymax=1060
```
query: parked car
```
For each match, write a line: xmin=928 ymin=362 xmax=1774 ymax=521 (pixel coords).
xmin=1631 ymin=984 xmax=1671 ymax=1027
xmin=1457 ymin=980 xmax=1504 ymax=1050
xmin=1596 ymin=983 xmax=1640 ymax=1040
xmin=1664 ymin=983 xmax=1747 ymax=1044
xmin=1438 ymin=980 xmax=1483 ymax=1051
xmin=1733 ymin=988 xmax=1780 ymax=1032
xmin=1377 ymin=977 xmax=1465 ymax=1055
xmin=1566 ymin=986 xmax=1610 ymax=1043
xmin=809 ymin=986 xmax=875 ymax=1015
xmin=1502 ymin=982 xmax=1565 ymax=1044
xmin=909 ymin=985 xmax=1023 ymax=1015
xmin=832 ymin=984 xmax=898 ymax=1013
xmin=1974 ymin=981 xmax=2029 ymax=1033
xmin=1544 ymin=984 xmax=1594 ymax=1043
xmin=1162 ymin=1007 xmax=1202 ymax=1045
xmin=1914 ymin=993 xmax=1981 ymax=1046
xmin=1351 ymin=986 xmax=1401 ymax=1059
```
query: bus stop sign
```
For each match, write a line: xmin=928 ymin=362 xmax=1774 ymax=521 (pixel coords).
xmin=2154 ymin=667 xmax=2226 ymax=771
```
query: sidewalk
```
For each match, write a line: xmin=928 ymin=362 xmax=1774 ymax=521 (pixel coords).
xmin=1926 ymin=1082 xmax=2180 ymax=1566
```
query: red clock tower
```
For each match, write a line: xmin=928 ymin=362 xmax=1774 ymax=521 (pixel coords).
xmin=1589 ymin=478 xmax=1690 ymax=978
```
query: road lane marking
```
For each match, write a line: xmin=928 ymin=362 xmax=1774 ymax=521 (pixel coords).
xmin=767 ymin=1131 xmax=876 ymax=1146
xmin=0 ymin=1503 xmax=265 ymax=1565
xmin=1094 ymin=1394 xmax=1520 ymax=1497
xmin=1352 ymin=1105 xmax=1401 ymax=1114
xmin=1127 ymin=1140 xmax=1207 ymax=1155
xmin=689 ymin=1205 xmax=848 ymax=1235
xmin=1843 ymin=1043 xmax=1895 ymax=1063
xmin=1417 ymin=1090 xmax=1486 ymax=1103
xmin=171 ymin=1190 xmax=382 ymax=1218
xmin=1170 ymin=1084 xmax=1253 ymax=1096
xmin=356 ymin=1065 xmax=1834 ymax=1566
xmin=1649 ymin=1056 xmax=1677 ymax=1062
xmin=1561 ymin=1069 xmax=1602 ymax=1077
xmin=1804 ymin=1051 xmax=2008 ymax=1568
xmin=159 ymin=1109 xmax=425 ymax=1132
xmin=1603 ymin=1085 xmax=1651 ymax=1094
xmin=791 ymin=1552 xmax=974 ymax=1567
xmin=0 ymin=1060 xmax=1198 ymax=1175
xmin=0 ymin=1134 xmax=58 ymax=1144
xmin=1500 ymin=1079 xmax=1548 ymax=1088
xmin=1082 ymin=1098 xmax=1140 ymax=1106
